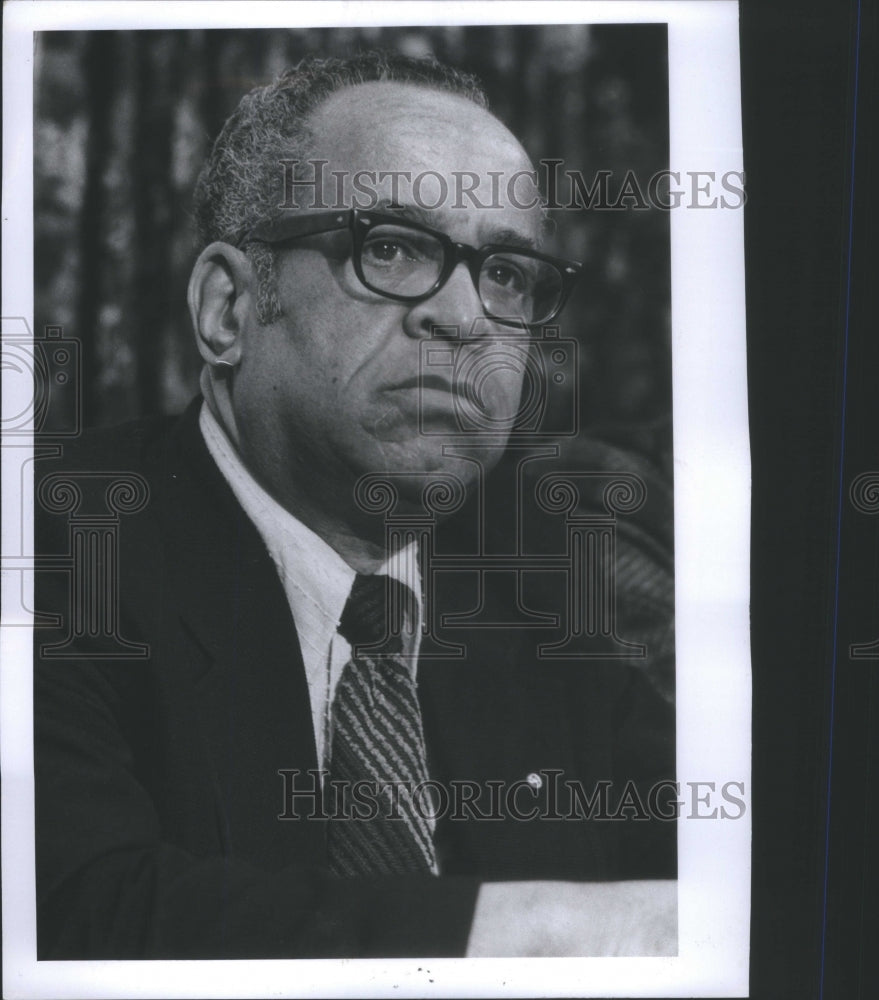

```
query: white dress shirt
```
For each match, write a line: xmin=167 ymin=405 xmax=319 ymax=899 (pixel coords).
xmin=199 ymin=403 xmax=421 ymax=771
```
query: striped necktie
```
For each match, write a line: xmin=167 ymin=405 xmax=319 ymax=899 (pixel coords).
xmin=325 ymin=573 xmax=438 ymax=877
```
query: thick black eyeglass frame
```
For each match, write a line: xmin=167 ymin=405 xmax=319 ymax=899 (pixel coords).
xmin=237 ymin=209 xmax=583 ymax=326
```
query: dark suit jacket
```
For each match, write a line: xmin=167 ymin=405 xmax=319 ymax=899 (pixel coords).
xmin=34 ymin=400 xmax=675 ymax=959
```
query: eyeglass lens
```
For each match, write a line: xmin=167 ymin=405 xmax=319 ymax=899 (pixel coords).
xmin=359 ymin=224 xmax=563 ymax=323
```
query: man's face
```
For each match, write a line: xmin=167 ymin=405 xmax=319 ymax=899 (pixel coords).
xmin=230 ymin=82 xmax=544 ymax=519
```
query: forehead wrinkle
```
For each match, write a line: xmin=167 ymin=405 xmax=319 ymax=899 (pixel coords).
xmin=309 ymin=82 xmax=532 ymax=172
xmin=372 ymin=200 xmax=540 ymax=251
xmin=316 ymin=81 xmax=491 ymax=132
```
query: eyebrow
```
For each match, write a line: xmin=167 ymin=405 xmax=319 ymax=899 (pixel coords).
xmin=484 ymin=227 xmax=539 ymax=251
xmin=372 ymin=199 xmax=540 ymax=250
xmin=373 ymin=199 xmax=433 ymax=226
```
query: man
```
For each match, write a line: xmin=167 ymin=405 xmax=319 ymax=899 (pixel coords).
xmin=34 ymin=52 xmax=675 ymax=959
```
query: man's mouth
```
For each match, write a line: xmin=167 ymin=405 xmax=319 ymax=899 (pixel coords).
xmin=375 ymin=374 xmax=467 ymax=435
xmin=388 ymin=374 xmax=456 ymax=395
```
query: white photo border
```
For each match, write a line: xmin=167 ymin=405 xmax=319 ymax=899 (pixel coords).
xmin=2 ymin=2 xmax=750 ymax=997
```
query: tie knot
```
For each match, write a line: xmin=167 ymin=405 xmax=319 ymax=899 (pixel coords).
xmin=338 ymin=574 xmax=416 ymax=653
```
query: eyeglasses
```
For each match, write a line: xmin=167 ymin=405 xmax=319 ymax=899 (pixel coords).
xmin=238 ymin=209 xmax=582 ymax=327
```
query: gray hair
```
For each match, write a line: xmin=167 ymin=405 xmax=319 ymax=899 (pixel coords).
xmin=193 ymin=51 xmax=489 ymax=323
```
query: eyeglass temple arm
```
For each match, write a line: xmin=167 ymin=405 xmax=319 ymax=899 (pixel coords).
xmin=237 ymin=212 xmax=351 ymax=247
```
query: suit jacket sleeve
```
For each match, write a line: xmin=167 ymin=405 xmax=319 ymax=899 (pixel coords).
xmin=35 ymin=651 xmax=478 ymax=959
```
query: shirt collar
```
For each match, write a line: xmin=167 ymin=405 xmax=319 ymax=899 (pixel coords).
xmin=198 ymin=403 xmax=421 ymax=657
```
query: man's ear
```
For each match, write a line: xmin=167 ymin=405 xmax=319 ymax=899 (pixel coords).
xmin=187 ymin=242 xmax=255 ymax=368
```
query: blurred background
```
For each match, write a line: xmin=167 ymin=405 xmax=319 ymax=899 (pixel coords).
xmin=34 ymin=24 xmax=670 ymax=447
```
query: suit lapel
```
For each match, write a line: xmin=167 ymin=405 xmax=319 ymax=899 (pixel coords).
xmin=149 ymin=403 xmax=325 ymax=868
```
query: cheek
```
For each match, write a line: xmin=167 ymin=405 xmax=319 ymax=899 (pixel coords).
xmin=457 ymin=347 xmax=528 ymax=417
xmin=492 ymin=368 xmax=527 ymax=410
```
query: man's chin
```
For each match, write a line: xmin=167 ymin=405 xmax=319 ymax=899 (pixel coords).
xmin=351 ymin=443 xmax=496 ymax=520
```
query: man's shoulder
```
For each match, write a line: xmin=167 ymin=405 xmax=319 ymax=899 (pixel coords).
xmin=45 ymin=405 xmax=196 ymax=475
xmin=33 ymin=401 xmax=213 ymax=564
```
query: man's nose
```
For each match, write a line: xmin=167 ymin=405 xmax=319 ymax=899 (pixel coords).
xmin=402 ymin=262 xmax=486 ymax=340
